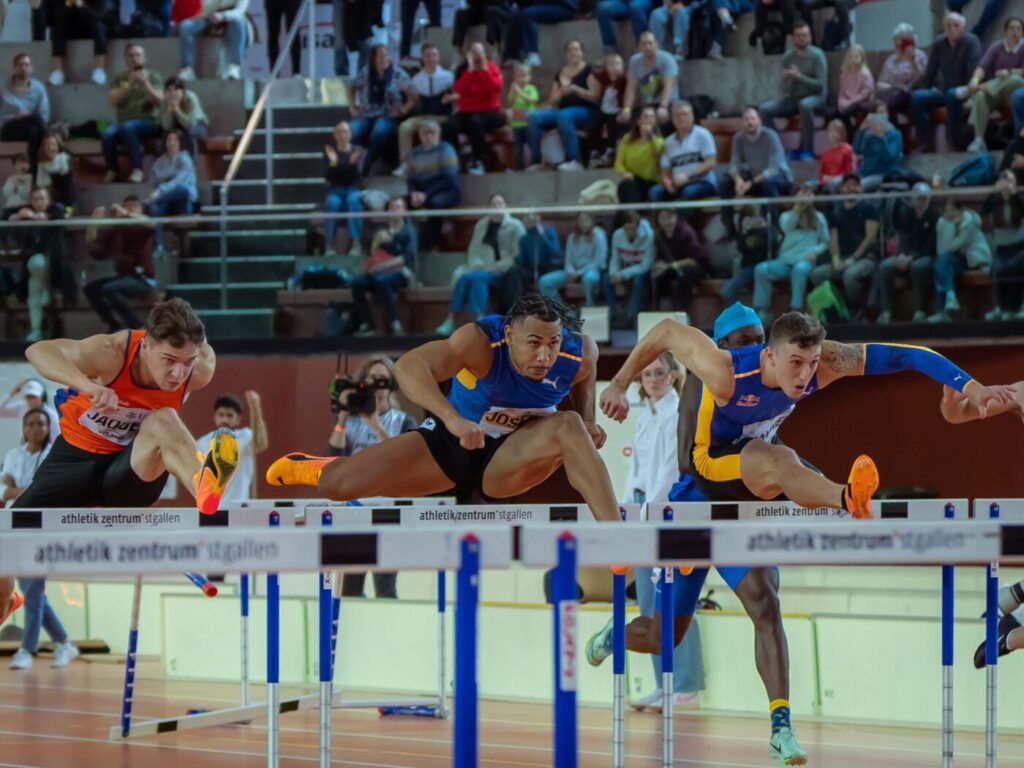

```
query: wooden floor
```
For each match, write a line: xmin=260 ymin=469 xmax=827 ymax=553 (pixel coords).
xmin=1 ymin=660 xmax=1023 ymax=768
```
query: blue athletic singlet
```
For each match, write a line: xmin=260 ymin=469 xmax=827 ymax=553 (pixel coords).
xmin=447 ymin=315 xmax=584 ymax=437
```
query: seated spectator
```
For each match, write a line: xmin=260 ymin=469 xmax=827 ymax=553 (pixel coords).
xmin=589 ymin=53 xmax=627 ymax=168
xmin=878 ymin=182 xmax=938 ymax=324
xmin=759 ymin=22 xmax=827 ymax=160
xmin=160 ymin=77 xmax=209 ymax=155
xmin=394 ymin=44 xmax=455 ymax=176
xmin=652 ymin=208 xmax=707 ymax=310
xmin=501 ymin=212 xmax=562 ymax=308
xmin=752 ymin=189 xmax=828 ymax=323
xmin=48 ymin=0 xmax=108 ymax=86
xmin=102 ymin=44 xmax=163 ymax=184
xmin=507 ymin=63 xmax=540 ymax=170
xmin=615 ymin=106 xmax=664 ymax=205
xmin=435 ymin=193 xmax=522 ymax=335
xmin=348 ymin=45 xmax=411 ymax=176
xmin=965 ymin=16 xmax=1024 ymax=152
xmin=145 ymin=130 xmax=198 ymax=253
xmin=707 ymin=0 xmax=755 ymax=60
xmin=178 ymin=0 xmax=249 ymax=81
xmin=452 ymin=0 xmax=510 ymax=62
xmin=84 ymin=196 xmax=155 ymax=332
xmin=818 ymin=120 xmax=853 ymax=193
xmin=36 ymin=132 xmax=74 ymax=211
xmin=407 ymin=120 xmax=461 ymax=253
xmin=648 ymin=0 xmax=691 ymax=58
xmin=453 ymin=42 xmax=506 ymax=175
xmin=834 ymin=44 xmax=875 ymax=140
xmin=719 ymin=105 xmax=793 ymax=236
xmin=876 ymin=23 xmax=928 ymax=126
xmin=2 ymin=153 xmax=32 ymax=220
xmin=507 ymin=0 xmax=577 ymax=67
xmin=597 ymin=0 xmax=651 ymax=57
xmin=808 ymin=173 xmax=879 ymax=318
xmin=721 ymin=203 xmax=773 ymax=303
xmin=751 ymin=0 xmax=796 ymax=55
xmin=999 ymin=123 xmax=1024 ymax=183
xmin=605 ymin=210 xmax=655 ymax=327
xmin=1 ymin=53 xmax=48 ymax=176
xmin=11 ymin=186 xmax=73 ymax=342
xmin=984 ymin=170 xmax=1024 ymax=320
xmin=910 ymin=12 xmax=980 ymax=153
xmin=852 ymin=103 xmax=904 ymax=192
xmin=538 ymin=212 xmax=607 ymax=305
xmin=525 ymin=40 xmax=600 ymax=172
xmin=621 ymin=32 xmax=678 ymax=130
xmin=650 ymin=100 xmax=717 ymax=202
xmin=322 ymin=121 xmax=365 ymax=257
xmin=930 ymin=197 xmax=990 ymax=321
xmin=351 ymin=197 xmax=417 ymax=336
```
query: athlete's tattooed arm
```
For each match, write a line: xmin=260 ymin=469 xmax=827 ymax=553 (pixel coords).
xmin=816 ymin=340 xmax=865 ymax=386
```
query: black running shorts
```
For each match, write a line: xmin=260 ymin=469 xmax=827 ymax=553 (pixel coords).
xmin=13 ymin=435 xmax=169 ymax=509
xmin=415 ymin=417 xmax=510 ymax=500
xmin=690 ymin=438 xmax=821 ymax=502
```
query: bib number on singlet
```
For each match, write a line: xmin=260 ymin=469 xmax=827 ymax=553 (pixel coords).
xmin=79 ymin=406 xmax=150 ymax=445
xmin=740 ymin=408 xmax=793 ymax=443
xmin=479 ymin=406 xmax=556 ymax=436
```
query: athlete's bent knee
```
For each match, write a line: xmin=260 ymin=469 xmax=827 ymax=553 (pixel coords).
xmin=553 ymin=411 xmax=588 ymax=443
xmin=141 ymin=407 xmax=182 ymax=434
xmin=743 ymin=581 xmax=781 ymax=629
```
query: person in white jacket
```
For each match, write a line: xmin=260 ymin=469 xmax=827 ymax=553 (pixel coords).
xmin=930 ymin=197 xmax=992 ymax=322
xmin=623 ymin=351 xmax=706 ymax=712
xmin=605 ymin=210 xmax=655 ymax=327
xmin=178 ymin=0 xmax=250 ymax=81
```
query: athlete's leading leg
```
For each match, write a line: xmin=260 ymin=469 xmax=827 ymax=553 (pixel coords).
xmin=734 ymin=567 xmax=788 ymax=700
xmin=0 ymin=578 xmax=18 ymax=625
xmin=480 ymin=411 xmax=619 ymax=522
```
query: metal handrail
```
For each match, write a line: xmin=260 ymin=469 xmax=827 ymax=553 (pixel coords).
xmin=218 ymin=0 xmax=317 ymax=309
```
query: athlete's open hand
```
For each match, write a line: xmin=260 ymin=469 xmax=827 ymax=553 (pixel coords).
xmin=967 ymin=381 xmax=1016 ymax=419
xmin=599 ymin=382 xmax=630 ymax=422
xmin=584 ymin=421 xmax=607 ymax=449
xmin=83 ymin=383 xmax=119 ymax=414
xmin=446 ymin=416 xmax=485 ymax=450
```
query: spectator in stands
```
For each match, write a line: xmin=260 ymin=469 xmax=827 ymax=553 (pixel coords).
xmin=452 ymin=0 xmax=510 ymax=63
xmin=2 ymin=153 xmax=32 ymax=221
xmin=621 ymin=32 xmax=678 ymax=130
xmin=348 ymin=45 xmax=411 ymax=176
xmin=964 ymin=16 xmax=1024 ymax=152
xmin=160 ymin=77 xmax=209 ymax=155
xmin=818 ymin=120 xmax=853 ymax=193
xmin=589 ymin=52 xmax=627 ymax=168
xmin=145 ymin=130 xmax=198 ymax=253
xmin=877 ymin=182 xmax=938 ymax=324
xmin=435 ymin=193 xmax=522 ymax=335
xmin=407 ymin=120 xmax=461 ymax=252
xmin=178 ymin=0 xmax=249 ymax=81
xmin=999 ymin=124 xmax=1024 ymax=183
xmin=605 ymin=210 xmax=655 ymax=327
xmin=510 ymin=0 xmax=577 ymax=67
xmin=707 ymin=0 xmax=755 ymax=60
xmin=453 ymin=42 xmax=506 ymax=175
xmin=507 ymin=63 xmax=540 ymax=170
xmin=615 ymin=106 xmax=664 ymax=206
xmin=759 ymin=22 xmax=827 ymax=161
xmin=751 ymin=0 xmax=796 ymax=55
xmin=910 ymin=12 xmax=980 ymax=153
xmin=876 ymin=23 xmax=928 ymax=126
xmin=648 ymin=0 xmax=690 ymax=58
xmin=503 ymin=212 xmax=562 ymax=305
xmin=718 ymin=105 xmax=792 ymax=236
xmin=0 ymin=380 xmax=60 ymax=437
xmin=652 ymin=208 xmax=706 ymax=310
xmin=266 ymin=0 xmax=300 ymax=75
xmin=352 ymin=197 xmax=417 ymax=336
xmin=721 ymin=203 xmax=772 ymax=303
xmin=538 ymin=212 xmax=606 ymax=305
xmin=650 ymin=100 xmax=717 ymax=202
xmin=984 ymin=169 xmax=1024 ymax=320
xmin=1 ymin=54 xmax=48 ymax=177
xmin=323 ymin=121 xmax=366 ymax=258
xmin=947 ymin=0 xmax=1008 ymax=40
xmin=400 ymin=0 xmax=440 ymax=61
xmin=36 ymin=133 xmax=74 ymax=211
xmin=752 ymin=188 xmax=828 ymax=323
xmin=525 ymin=40 xmax=600 ymax=172
xmin=334 ymin=0 xmax=377 ymax=77
xmin=394 ymin=44 xmax=456 ymax=176
xmin=799 ymin=0 xmax=853 ymax=50
xmin=11 ymin=186 xmax=72 ymax=342
xmin=852 ymin=102 xmax=904 ymax=193
xmin=596 ymin=0 xmax=651 ymax=57
xmin=102 ymin=44 xmax=163 ymax=184
xmin=84 ymin=195 xmax=155 ymax=332
xmin=47 ymin=0 xmax=108 ymax=86
xmin=809 ymin=173 xmax=879 ymax=318
xmin=931 ymin=197 xmax=990 ymax=321
xmin=834 ymin=45 xmax=875 ymax=140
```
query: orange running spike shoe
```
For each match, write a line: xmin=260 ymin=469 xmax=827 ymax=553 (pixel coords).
xmin=843 ymin=454 xmax=879 ymax=520
xmin=265 ymin=452 xmax=334 ymax=488
xmin=0 ymin=591 xmax=24 ymax=626
xmin=194 ymin=428 xmax=239 ymax=516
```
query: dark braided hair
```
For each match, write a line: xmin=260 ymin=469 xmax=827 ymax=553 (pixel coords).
xmin=507 ymin=293 xmax=582 ymax=333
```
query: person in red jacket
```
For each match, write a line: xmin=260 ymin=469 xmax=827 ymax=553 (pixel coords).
xmin=817 ymin=119 xmax=854 ymax=193
xmin=452 ymin=43 xmax=507 ymax=174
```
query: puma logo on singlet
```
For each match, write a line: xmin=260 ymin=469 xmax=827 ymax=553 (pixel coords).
xmin=542 ymin=376 xmax=561 ymax=389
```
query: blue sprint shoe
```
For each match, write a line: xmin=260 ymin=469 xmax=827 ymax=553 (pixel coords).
xmin=770 ymin=727 xmax=808 ymax=765
xmin=584 ymin=617 xmax=615 ymax=667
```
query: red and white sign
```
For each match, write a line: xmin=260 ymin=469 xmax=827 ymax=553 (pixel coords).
xmin=559 ymin=600 xmax=578 ymax=692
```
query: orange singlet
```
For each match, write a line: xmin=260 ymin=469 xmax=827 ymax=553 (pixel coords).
xmin=58 ymin=330 xmax=190 ymax=455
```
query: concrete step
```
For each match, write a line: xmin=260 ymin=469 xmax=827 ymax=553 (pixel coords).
xmin=232 ymin=126 xmax=335 ymax=153
xmin=169 ymin=282 xmax=283 ymax=310
xmin=229 ymin=153 xmax=325 ymax=180
xmin=194 ymin=307 xmax=275 ymax=339
xmin=188 ymin=228 xmax=306 ymax=256
xmin=178 ymin=255 xmax=296 ymax=283
xmin=257 ymin=103 xmax=346 ymax=129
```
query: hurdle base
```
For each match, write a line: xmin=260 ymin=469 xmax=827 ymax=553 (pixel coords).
xmin=334 ymin=696 xmax=444 ymax=712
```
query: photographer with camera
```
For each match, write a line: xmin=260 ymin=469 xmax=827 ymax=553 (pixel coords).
xmin=327 ymin=356 xmax=416 ymax=599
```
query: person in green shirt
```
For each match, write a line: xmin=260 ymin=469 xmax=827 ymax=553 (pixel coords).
xmin=101 ymin=43 xmax=164 ymax=183
xmin=507 ymin=63 xmax=540 ymax=170
xmin=759 ymin=21 xmax=828 ymax=161
xmin=614 ymin=105 xmax=665 ymax=208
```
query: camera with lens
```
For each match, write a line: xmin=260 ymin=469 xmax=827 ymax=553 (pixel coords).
xmin=329 ymin=375 xmax=395 ymax=416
